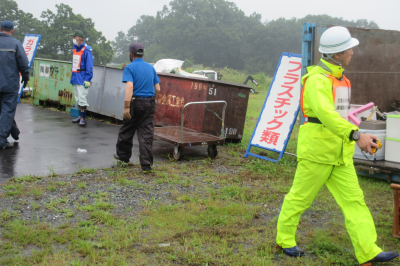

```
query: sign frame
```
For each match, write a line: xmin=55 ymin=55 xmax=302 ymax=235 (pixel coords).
xmin=18 ymin=34 xmax=41 ymax=102
xmin=244 ymin=52 xmax=301 ymax=162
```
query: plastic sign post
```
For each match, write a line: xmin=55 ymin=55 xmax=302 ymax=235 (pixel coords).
xmin=18 ymin=34 xmax=41 ymax=103
xmin=244 ymin=53 xmax=302 ymax=162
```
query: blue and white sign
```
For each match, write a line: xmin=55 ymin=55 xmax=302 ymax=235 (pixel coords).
xmin=18 ymin=34 xmax=41 ymax=102
xmin=245 ymin=53 xmax=302 ymax=162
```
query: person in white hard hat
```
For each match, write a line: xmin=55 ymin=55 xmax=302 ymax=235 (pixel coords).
xmin=275 ymin=26 xmax=399 ymax=265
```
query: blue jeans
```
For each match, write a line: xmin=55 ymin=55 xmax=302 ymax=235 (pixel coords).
xmin=0 ymin=92 xmax=19 ymax=148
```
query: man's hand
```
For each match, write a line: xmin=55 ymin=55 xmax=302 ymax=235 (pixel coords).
xmin=123 ymin=100 xmax=131 ymax=120
xmin=83 ymin=81 xmax=91 ymax=89
xmin=123 ymin=107 xmax=131 ymax=120
xmin=356 ymin=133 xmax=379 ymax=155
xmin=152 ymin=100 xmax=157 ymax=114
xmin=21 ymin=76 xmax=29 ymax=88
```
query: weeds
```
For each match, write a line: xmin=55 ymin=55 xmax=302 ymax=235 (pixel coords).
xmin=77 ymin=181 xmax=87 ymax=189
xmin=3 ymin=183 xmax=23 ymax=196
xmin=0 ymin=91 xmax=399 ymax=266
xmin=74 ymin=167 xmax=96 ymax=175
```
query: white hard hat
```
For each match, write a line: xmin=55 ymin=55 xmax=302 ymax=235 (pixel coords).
xmin=319 ymin=26 xmax=359 ymax=54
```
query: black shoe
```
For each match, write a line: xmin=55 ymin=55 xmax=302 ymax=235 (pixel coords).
xmin=141 ymin=164 xmax=152 ymax=173
xmin=277 ymin=244 xmax=305 ymax=257
xmin=113 ymin=154 xmax=129 ymax=163
xmin=361 ymin=251 xmax=399 ymax=265
xmin=2 ymin=142 xmax=14 ymax=149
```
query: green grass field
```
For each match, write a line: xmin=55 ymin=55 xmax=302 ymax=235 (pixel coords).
xmin=0 ymin=91 xmax=398 ymax=265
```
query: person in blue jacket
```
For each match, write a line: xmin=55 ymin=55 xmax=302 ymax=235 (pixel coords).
xmin=69 ymin=30 xmax=93 ymax=126
xmin=0 ymin=20 xmax=29 ymax=149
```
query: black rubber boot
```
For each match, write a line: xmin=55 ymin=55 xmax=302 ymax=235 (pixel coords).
xmin=361 ymin=251 xmax=399 ymax=265
xmin=277 ymin=245 xmax=305 ymax=257
xmin=79 ymin=108 xmax=86 ymax=126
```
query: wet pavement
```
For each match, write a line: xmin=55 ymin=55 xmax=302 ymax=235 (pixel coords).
xmin=0 ymin=104 xmax=207 ymax=183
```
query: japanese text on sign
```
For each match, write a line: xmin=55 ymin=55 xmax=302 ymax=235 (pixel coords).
xmin=22 ymin=36 xmax=40 ymax=65
xmin=250 ymin=55 xmax=301 ymax=151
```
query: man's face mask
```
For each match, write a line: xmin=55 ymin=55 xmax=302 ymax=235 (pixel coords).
xmin=129 ymin=54 xmax=133 ymax=62
xmin=73 ymin=38 xmax=79 ymax=46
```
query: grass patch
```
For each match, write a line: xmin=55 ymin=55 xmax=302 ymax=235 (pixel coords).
xmin=74 ymin=167 xmax=96 ymax=175
xmin=1 ymin=91 xmax=399 ymax=265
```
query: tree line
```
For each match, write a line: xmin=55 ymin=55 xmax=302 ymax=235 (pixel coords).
xmin=1 ymin=0 xmax=378 ymax=74
xmin=112 ymin=0 xmax=379 ymax=74
xmin=0 ymin=0 xmax=113 ymax=65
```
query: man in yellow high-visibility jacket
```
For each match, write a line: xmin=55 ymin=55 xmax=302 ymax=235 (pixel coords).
xmin=276 ymin=26 xmax=399 ymax=265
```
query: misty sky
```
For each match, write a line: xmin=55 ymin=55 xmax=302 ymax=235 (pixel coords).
xmin=15 ymin=0 xmax=400 ymax=41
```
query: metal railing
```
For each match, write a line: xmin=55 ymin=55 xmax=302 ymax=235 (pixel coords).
xmin=180 ymin=101 xmax=227 ymax=143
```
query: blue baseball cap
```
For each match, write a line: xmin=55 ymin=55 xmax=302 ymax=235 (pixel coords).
xmin=1 ymin=20 xmax=14 ymax=30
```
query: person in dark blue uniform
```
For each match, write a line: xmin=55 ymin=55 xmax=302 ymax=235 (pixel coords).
xmin=114 ymin=42 xmax=161 ymax=172
xmin=0 ymin=21 xmax=29 ymax=149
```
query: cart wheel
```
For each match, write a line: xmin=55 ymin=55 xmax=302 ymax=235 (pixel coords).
xmin=207 ymin=144 xmax=218 ymax=159
xmin=173 ymin=145 xmax=183 ymax=161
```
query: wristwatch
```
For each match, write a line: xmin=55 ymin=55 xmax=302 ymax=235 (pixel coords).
xmin=350 ymin=130 xmax=360 ymax=141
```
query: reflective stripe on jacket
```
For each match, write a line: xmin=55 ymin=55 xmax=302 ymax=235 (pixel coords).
xmin=70 ymin=42 xmax=93 ymax=85
xmin=0 ymin=33 xmax=30 ymax=92
xmin=298 ymin=59 xmax=358 ymax=165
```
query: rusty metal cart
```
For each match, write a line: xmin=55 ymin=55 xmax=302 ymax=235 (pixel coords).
xmin=154 ymin=101 xmax=227 ymax=160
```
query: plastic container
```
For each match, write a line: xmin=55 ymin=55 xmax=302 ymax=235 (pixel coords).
xmin=70 ymin=107 xmax=79 ymax=118
xmin=349 ymin=104 xmax=376 ymax=126
xmin=77 ymin=148 xmax=87 ymax=153
xmin=387 ymin=115 xmax=400 ymax=139
xmin=359 ymin=120 xmax=386 ymax=130
xmin=385 ymin=138 xmax=400 ymax=163
xmin=353 ymin=129 xmax=386 ymax=161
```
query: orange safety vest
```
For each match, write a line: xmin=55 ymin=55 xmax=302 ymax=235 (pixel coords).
xmin=72 ymin=47 xmax=86 ymax=73
xmin=301 ymin=73 xmax=351 ymax=121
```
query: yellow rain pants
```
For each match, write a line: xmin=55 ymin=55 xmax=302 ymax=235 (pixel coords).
xmin=276 ymin=160 xmax=382 ymax=263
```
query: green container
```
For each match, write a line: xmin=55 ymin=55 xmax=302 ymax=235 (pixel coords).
xmin=32 ymin=58 xmax=75 ymax=111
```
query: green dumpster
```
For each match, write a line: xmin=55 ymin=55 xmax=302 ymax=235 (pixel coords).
xmin=32 ymin=58 xmax=74 ymax=111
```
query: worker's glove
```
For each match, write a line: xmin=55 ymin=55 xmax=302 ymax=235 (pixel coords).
xmin=123 ymin=101 xmax=131 ymax=120
xmin=83 ymin=81 xmax=91 ymax=89
xmin=152 ymin=99 xmax=157 ymax=114
xmin=21 ymin=76 xmax=29 ymax=88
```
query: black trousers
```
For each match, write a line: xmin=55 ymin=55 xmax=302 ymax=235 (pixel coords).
xmin=0 ymin=92 xmax=19 ymax=148
xmin=116 ymin=99 xmax=154 ymax=166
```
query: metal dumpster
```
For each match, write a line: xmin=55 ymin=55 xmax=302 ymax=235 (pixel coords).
xmin=31 ymin=58 xmax=125 ymax=116
xmin=32 ymin=58 xmax=74 ymax=111
xmin=155 ymin=73 xmax=251 ymax=142
xmin=31 ymin=58 xmax=251 ymax=142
